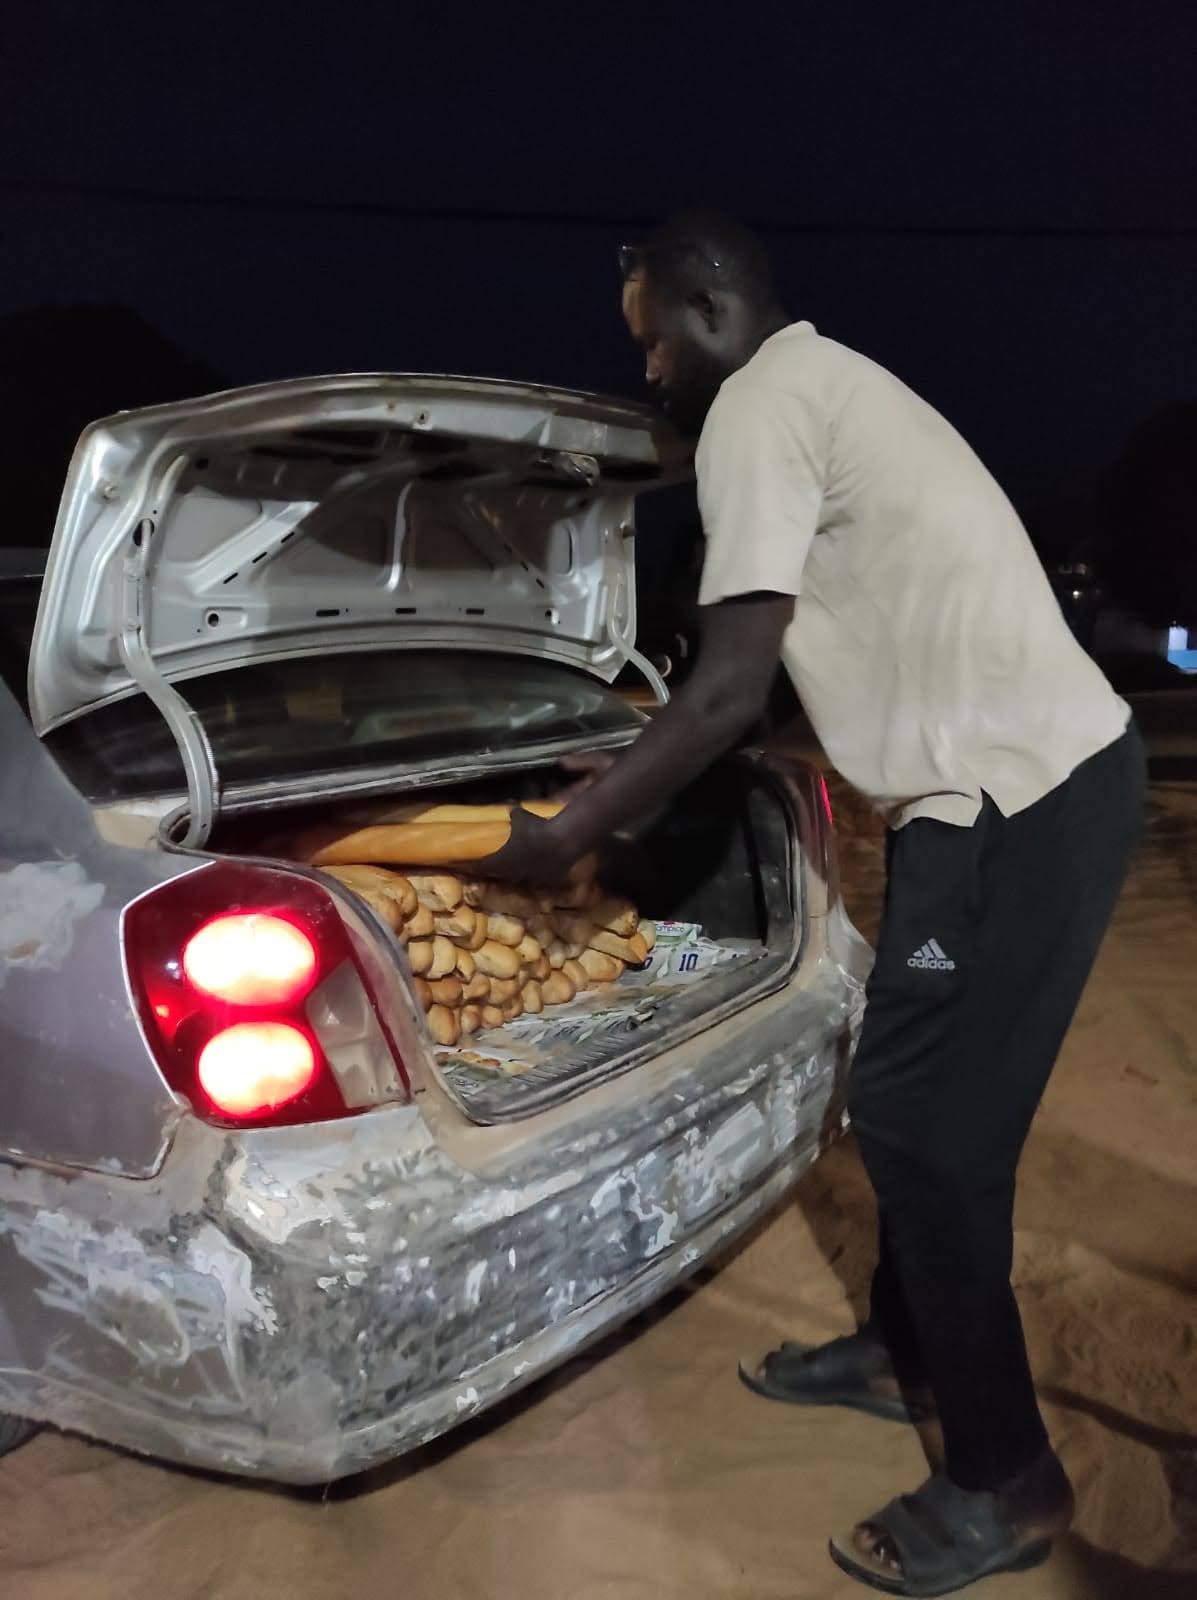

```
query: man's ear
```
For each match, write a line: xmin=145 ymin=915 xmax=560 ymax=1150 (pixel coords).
xmin=687 ymin=289 xmax=722 ymax=332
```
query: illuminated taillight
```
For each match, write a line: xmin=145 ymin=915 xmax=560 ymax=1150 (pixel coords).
xmin=198 ymin=1022 xmax=317 ymax=1116
xmin=183 ymin=913 xmax=317 ymax=1006
xmin=122 ymin=861 xmax=410 ymax=1129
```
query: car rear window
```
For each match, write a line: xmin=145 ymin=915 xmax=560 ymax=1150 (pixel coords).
xmin=43 ymin=650 xmax=640 ymax=802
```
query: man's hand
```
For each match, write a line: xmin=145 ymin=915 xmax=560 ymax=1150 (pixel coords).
xmin=478 ymin=591 xmax=796 ymax=880
xmin=478 ymin=805 xmax=575 ymax=885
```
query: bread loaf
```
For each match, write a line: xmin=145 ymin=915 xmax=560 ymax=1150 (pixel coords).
xmin=487 ymin=976 xmax=521 ymax=1004
xmin=412 ymin=977 xmax=432 ymax=1012
xmin=308 ymin=808 xmax=558 ymax=868
xmin=542 ymin=970 xmax=576 ymax=1006
xmin=407 ymin=939 xmax=434 ymax=975
xmin=404 ymin=904 xmax=435 ymax=940
xmin=579 ymin=948 xmax=624 ymax=984
xmin=553 ymin=912 xmax=597 ymax=947
xmin=474 ymin=940 xmax=522 ymax=979
xmin=480 ymin=1004 xmax=505 ymax=1029
xmin=455 ymin=947 xmax=476 ymax=982
xmin=516 ymin=933 xmax=543 ymax=966
xmin=461 ymin=1005 xmax=482 ymax=1036
xmin=462 ymin=883 xmax=542 ymax=919
xmin=404 ymin=874 xmax=463 ymax=911
xmin=531 ymin=954 xmax=552 ymax=982
xmin=427 ymin=1004 xmax=460 ymax=1047
xmin=432 ymin=905 xmax=480 ymax=942
xmin=351 ymin=887 xmax=402 ymax=930
xmin=500 ymin=994 xmax=524 ymax=1021
xmin=590 ymin=898 xmax=639 ymax=939
xmin=522 ymin=980 xmax=544 ymax=1014
xmin=427 ymin=936 xmax=458 ymax=980
xmin=486 ymin=912 xmax=526 ymax=949
xmin=587 ymin=928 xmax=649 ymax=966
xmin=348 ymin=799 xmax=563 ymax=827
xmin=427 ymin=976 xmax=464 ymax=1007
xmin=563 ymin=958 xmax=590 ymax=991
xmin=464 ymin=972 xmax=491 ymax=1003
xmin=322 ymin=864 xmax=418 ymax=920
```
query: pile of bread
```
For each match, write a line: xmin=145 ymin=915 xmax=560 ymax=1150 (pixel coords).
xmin=295 ymin=801 xmax=655 ymax=1050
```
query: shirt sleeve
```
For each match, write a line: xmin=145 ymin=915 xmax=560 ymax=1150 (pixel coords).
xmin=695 ymin=381 xmax=825 ymax=607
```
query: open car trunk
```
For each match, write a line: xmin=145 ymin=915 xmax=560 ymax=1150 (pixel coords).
xmin=168 ymin=760 xmax=801 ymax=1123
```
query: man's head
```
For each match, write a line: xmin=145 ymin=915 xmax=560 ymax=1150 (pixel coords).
xmin=620 ymin=213 xmax=786 ymax=436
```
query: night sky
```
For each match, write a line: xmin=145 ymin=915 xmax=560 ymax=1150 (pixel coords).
xmin=3 ymin=3 xmax=1196 ymax=559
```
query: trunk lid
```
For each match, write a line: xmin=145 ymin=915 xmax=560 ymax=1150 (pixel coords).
xmin=30 ymin=373 xmax=690 ymax=735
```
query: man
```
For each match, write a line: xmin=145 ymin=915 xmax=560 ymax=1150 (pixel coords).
xmin=484 ymin=213 xmax=1144 ymax=1596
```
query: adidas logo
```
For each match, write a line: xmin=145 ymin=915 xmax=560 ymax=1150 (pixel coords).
xmin=907 ymin=939 xmax=956 ymax=971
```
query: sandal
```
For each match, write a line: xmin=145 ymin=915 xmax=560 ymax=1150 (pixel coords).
xmin=738 ymin=1330 xmax=936 ymax=1425
xmin=828 ymin=1451 xmax=1073 ymax=1596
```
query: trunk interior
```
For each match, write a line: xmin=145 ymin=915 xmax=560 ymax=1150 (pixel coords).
xmin=172 ymin=762 xmax=800 ymax=1121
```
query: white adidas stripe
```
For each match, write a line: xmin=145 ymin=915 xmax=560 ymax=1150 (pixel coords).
xmin=928 ymin=938 xmax=948 ymax=961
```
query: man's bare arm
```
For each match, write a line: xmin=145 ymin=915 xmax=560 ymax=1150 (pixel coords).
xmin=484 ymin=590 xmax=795 ymax=881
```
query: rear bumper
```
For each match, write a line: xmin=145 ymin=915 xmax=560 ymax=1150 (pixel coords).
xmin=0 ymin=933 xmax=866 ymax=1483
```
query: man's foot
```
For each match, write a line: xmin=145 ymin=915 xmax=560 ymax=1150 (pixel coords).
xmin=738 ymin=1327 xmax=936 ymax=1424
xmin=829 ymin=1447 xmax=1075 ymax=1596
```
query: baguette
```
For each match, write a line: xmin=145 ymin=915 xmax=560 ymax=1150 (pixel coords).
xmin=562 ymin=958 xmax=590 ymax=992
xmin=541 ymin=970 xmax=576 ymax=1006
xmin=427 ymin=976 xmax=464 ymax=1007
xmin=474 ymin=940 xmax=522 ymax=980
xmin=522 ymin=980 xmax=544 ymax=1015
xmin=405 ymin=873 xmax=463 ymax=911
xmin=427 ymin=1004 xmax=460 ymax=1048
xmin=553 ymin=912 xmax=597 ymax=947
xmin=351 ymin=887 xmax=402 ymax=931
xmin=464 ymin=972 xmax=491 ymax=1004
xmin=531 ymin=954 xmax=552 ymax=982
xmin=322 ymin=864 xmax=418 ymax=920
xmin=588 ymin=928 xmax=649 ymax=966
xmin=412 ymin=977 xmax=432 ymax=1012
xmin=455 ymin=947 xmax=476 ymax=982
xmin=545 ymin=939 xmax=569 ymax=970
xmin=347 ymin=799 xmax=563 ymax=827
xmin=427 ymin=936 xmax=458 ymax=980
xmin=480 ymin=1004 xmax=506 ymax=1030
xmin=486 ymin=912 xmax=527 ymax=949
xmin=432 ymin=905 xmax=480 ymax=942
xmin=404 ymin=904 xmax=435 ymax=940
xmin=460 ymin=1004 xmax=483 ymax=1036
xmin=590 ymin=898 xmax=639 ymax=939
xmin=516 ymin=933 xmax=543 ymax=967
xmin=500 ymin=994 xmax=524 ymax=1022
xmin=578 ymin=948 xmax=625 ymax=984
xmin=487 ymin=976 xmax=522 ymax=1004
xmin=465 ymin=913 xmax=490 ymax=951
xmin=309 ymin=814 xmax=548 ymax=868
xmin=407 ymin=939 xmax=434 ymax=976
xmin=462 ymin=882 xmax=542 ymax=919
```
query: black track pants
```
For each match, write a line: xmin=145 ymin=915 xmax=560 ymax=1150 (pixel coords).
xmin=846 ymin=724 xmax=1146 ymax=1490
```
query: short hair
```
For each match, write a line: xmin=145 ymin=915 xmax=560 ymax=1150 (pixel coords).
xmin=621 ymin=212 xmax=780 ymax=310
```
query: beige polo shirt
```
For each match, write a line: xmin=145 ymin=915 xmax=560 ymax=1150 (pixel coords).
xmin=696 ymin=321 xmax=1130 ymax=828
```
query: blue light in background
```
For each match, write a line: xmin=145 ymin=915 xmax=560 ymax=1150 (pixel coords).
xmin=1166 ymin=626 xmax=1197 ymax=674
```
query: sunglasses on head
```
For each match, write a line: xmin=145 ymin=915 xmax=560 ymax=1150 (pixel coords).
xmin=617 ymin=243 xmax=724 ymax=278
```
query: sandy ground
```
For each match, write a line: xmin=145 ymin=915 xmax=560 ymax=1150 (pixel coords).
xmin=1 ymin=777 xmax=1195 ymax=1599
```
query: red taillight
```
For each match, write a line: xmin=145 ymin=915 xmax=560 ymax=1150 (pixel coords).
xmin=183 ymin=913 xmax=317 ymax=1006
xmin=198 ymin=1022 xmax=317 ymax=1116
xmin=123 ymin=861 xmax=409 ymax=1129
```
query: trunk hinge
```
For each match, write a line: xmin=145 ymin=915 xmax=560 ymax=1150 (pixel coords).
xmin=610 ymin=536 xmax=669 ymax=706
xmin=117 ymin=453 xmax=220 ymax=848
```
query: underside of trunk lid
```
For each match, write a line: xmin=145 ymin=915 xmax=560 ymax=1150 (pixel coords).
xmin=30 ymin=375 xmax=690 ymax=845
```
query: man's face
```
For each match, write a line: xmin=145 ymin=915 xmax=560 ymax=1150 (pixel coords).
xmin=622 ymin=270 xmax=738 ymax=437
